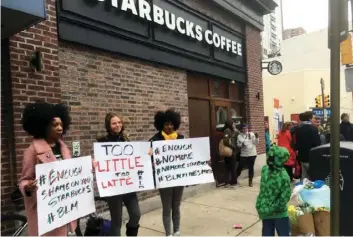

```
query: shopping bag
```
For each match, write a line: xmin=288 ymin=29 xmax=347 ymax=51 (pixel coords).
xmin=294 ymin=160 xmax=301 ymax=179
xmin=299 ymin=185 xmax=330 ymax=209
xmin=296 ymin=213 xmax=315 ymax=235
xmin=313 ymin=211 xmax=330 ymax=236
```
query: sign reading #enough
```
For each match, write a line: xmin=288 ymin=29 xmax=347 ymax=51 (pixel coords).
xmin=152 ymin=137 xmax=214 ymax=189
xmin=36 ymin=156 xmax=95 ymax=236
xmin=93 ymin=142 xmax=154 ymax=197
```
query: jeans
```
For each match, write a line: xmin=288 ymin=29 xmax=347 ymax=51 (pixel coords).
xmin=224 ymin=156 xmax=238 ymax=185
xmin=236 ymin=156 xmax=257 ymax=178
xmin=301 ymin=162 xmax=310 ymax=181
xmin=107 ymin=192 xmax=141 ymax=236
xmin=159 ymin=187 xmax=184 ymax=236
xmin=262 ymin=217 xmax=290 ymax=236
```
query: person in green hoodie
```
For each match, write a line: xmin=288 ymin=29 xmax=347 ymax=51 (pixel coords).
xmin=256 ymin=145 xmax=291 ymax=236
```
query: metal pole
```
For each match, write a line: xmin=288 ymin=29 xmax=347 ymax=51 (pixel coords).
xmin=320 ymin=78 xmax=326 ymax=124
xmin=329 ymin=0 xmax=341 ymax=235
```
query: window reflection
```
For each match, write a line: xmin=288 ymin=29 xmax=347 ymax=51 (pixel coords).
xmin=216 ymin=106 xmax=227 ymax=130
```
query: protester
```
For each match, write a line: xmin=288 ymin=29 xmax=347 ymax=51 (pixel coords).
xmin=340 ymin=113 xmax=353 ymax=141
xmin=277 ymin=122 xmax=296 ymax=181
xmin=265 ymin=121 xmax=271 ymax=153
xmin=256 ymin=145 xmax=291 ymax=236
xmin=19 ymin=101 xmax=76 ymax=236
xmin=97 ymin=112 xmax=141 ymax=236
xmin=236 ymin=124 xmax=259 ymax=187
xmin=294 ymin=111 xmax=321 ymax=180
xmin=221 ymin=119 xmax=240 ymax=188
xmin=150 ymin=109 xmax=184 ymax=237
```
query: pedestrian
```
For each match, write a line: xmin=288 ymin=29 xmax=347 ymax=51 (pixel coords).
xmin=96 ymin=112 xmax=141 ymax=236
xmin=221 ymin=119 xmax=240 ymax=188
xmin=19 ymin=101 xmax=77 ymax=236
xmin=340 ymin=113 xmax=353 ymax=141
xmin=256 ymin=145 xmax=291 ymax=236
xmin=236 ymin=124 xmax=259 ymax=187
xmin=265 ymin=121 xmax=271 ymax=153
xmin=277 ymin=122 xmax=296 ymax=182
xmin=317 ymin=125 xmax=327 ymax=145
xmin=150 ymin=109 xmax=184 ymax=237
xmin=294 ymin=111 xmax=321 ymax=180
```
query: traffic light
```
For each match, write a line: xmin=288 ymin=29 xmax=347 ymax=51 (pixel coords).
xmin=340 ymin=33 xmax=353 ymax=65
xmin=315 ymin=95 xmax=322 ymax=108
xmin=324 ymin=95 xmax=330 ymax=107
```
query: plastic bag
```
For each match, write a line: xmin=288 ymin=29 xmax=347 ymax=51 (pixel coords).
xmin=299 ymin=185 xmax=330 ymax=209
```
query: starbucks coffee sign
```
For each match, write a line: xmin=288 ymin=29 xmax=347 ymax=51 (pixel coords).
xmin=95 ymin=0 xmax=243 ymax=56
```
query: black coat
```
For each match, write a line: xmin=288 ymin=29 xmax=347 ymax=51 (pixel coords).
xmin=97 ymin=133 xmax=128 ymax=143
xmin=340 ymin=122 xmax=353 ymax=142
xmin=295 ymin=122 xmax=321 ymax=162
xmin=149 ymin=132 xmax=185 ymax=141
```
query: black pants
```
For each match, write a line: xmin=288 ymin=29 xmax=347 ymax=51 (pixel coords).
xmin=236 ymin=156 xmax=257 ymax=178
xmin=107 ymin=192 xmax=141 ymax=236
xmin=224 ymin=156 xmax=238 ymax=185
xmin=284 ymin=165 xmax=293 ymax=181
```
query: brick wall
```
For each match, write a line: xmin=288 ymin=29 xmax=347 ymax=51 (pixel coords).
xmin=9 ymin=0 xmax=60 ymax=179
xmin=59 ymin=42 xmax=189 ymax=199
xmin=245 ymin=25 xmax=265 ymax=154
xmin=1 ymin=0 xmax=60 ymax=234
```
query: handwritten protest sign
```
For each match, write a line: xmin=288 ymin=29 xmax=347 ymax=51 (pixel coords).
xmin=94 ymin=142 xmax=154 ymax=197
xmin=36 ymin=156 xmax=95 ymax=236
xmin=152 ymin=137 xmax=214 ymax=188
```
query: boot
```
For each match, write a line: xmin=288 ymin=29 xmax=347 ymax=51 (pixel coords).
xmin=126 ymin=224 xmax=139 ymax=236
xmin=249 ymin=176 xmax=253 ymax=187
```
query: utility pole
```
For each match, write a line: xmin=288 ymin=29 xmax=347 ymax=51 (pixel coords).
xmin=320 ymin=78 xmax=326 ymax=124
xmin=329 ymin=0 xmax=347 ymax=235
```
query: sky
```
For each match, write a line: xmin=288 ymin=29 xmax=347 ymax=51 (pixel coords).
xmin=282 ymin=0 xmax=352 ymax=33
xmin=282 ymin=0 xmax=329 ymax=32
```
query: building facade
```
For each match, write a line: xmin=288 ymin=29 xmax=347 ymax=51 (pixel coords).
xmin=261 ymin=0 xmax=283 ymax=58
xmin=263 ymin=29 xmax=353 ymax=140
xmin=1 ymin=0 xmax=277 ymax=233
xmin=282 ymin=27 xmax=306 ymax=40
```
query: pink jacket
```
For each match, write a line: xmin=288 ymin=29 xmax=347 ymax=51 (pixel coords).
xmin=19 ymin=139 xmax=77 ymax=236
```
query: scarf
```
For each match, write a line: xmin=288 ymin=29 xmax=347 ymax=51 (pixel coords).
xmin=161 ymin=131 xmax=178 ymax=140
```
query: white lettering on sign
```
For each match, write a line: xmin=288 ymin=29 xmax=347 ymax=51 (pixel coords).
xmin=93 ymin=0 xmax=243 ymax=56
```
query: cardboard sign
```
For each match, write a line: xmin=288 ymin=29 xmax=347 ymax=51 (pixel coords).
xmin=152 ymin=137 xmax=214 ymax=188
xmin=94 ymin=142 xmax=154 ymax=197
xmin=36 ymin=156 xmax=95 ymax=236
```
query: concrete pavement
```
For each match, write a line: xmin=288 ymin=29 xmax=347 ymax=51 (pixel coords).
xmin=117 ymin=154 xmax=267 ymax=236
xmin=121 ymin=177 xmax=263 ymax=236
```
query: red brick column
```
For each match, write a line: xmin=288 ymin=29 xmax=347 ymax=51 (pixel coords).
xmin=245 ymin=25 xmax=265 ymax=154
xmin=9 ymin=0 xmax=60 ymax=180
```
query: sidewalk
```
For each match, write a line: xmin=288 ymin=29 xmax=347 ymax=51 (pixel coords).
xmin=121 ymin=177 xmax=263 ymax=236
xmin=116 ymin=154 xmax=267 ymax=236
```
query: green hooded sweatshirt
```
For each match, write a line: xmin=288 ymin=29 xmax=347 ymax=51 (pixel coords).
xmin=256 ymin=145 xmax=291 ymax=220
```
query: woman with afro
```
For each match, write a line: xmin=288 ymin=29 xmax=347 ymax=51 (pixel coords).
xmin=19 ymin=101 xmax=77 ymax=236
xmin=150 ymin=109 xmax=184 ymax=237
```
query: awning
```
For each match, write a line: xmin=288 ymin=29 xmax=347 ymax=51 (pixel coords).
xmin=1 ymin=0 xmax=46 ymax=39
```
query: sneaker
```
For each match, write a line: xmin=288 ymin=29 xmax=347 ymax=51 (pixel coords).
xmin=174 ymin=231 xmax=181 ymax=236
xmin=224 ymin=184 xmax=230 ymax=188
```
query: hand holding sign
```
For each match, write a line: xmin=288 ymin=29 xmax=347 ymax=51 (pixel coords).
xmin=36 ymin=156 xmax=95 ymax=236
xmin=93 ymin=142 xmax=154 ymax=197
xmin=152 ymin=137 xmax=214 ymax=189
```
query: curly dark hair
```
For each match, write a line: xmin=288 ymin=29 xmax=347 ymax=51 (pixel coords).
xmin=154 ymin=108 xmax=181 ymax=131
xmin=21 ymin=101 xmax=71 ymax=139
